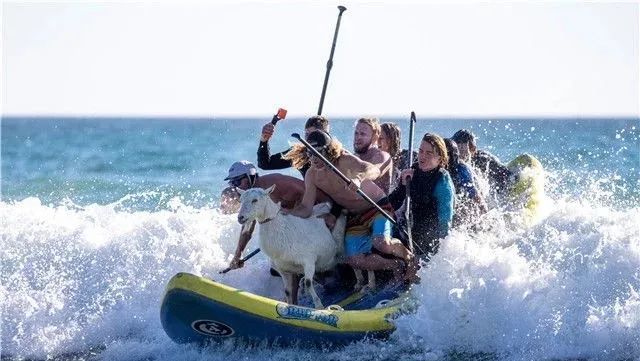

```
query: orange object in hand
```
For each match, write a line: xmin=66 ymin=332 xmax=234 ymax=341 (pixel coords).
xmin=272 ymin=108 xmax=288 ymax=125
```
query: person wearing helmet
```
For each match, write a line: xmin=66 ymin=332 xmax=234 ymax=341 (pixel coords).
xmin=444 ymin=138 xmax=487 ymax=226
xmin=222 ymin=160 xmax=331 ymax=272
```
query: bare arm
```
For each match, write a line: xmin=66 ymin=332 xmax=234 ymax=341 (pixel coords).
xmin=286 ymin=171 xmax=317 ymax=218
xmin=229 ymin=220 xmax=256 ymax=270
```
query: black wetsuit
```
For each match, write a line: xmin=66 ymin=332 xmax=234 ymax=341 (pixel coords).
xmin=388 ymin=165 xmax=454 ymax=257
xmin=472 ymin=150 xmax=511 ymax=196
xmin=257 ymin=142 xmax=310 ymax=177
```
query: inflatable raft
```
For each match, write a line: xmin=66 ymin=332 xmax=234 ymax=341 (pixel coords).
xmin=160 ymin=272 xmax=414 ymax=346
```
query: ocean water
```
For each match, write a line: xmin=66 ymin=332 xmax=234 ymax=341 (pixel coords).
xmin=1 ymin=116 xmax=639 ymax=361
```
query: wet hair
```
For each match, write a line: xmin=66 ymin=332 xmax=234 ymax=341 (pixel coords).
xmin=306 ymin=129 xmax=333 ymax=149
xmin=422 ymin=133 xmax=449 ymax=169
xmin=444 ymin=138 xmax=460 ymax=178
xmin=356 ymin=117 xmax=381 ymax=141
xmin=380 ymin=122 xmax=401 ymax=158
xmin=444 ymin=138 xmax=459 ymax=165
xmin=283 ymin=130 xmax=344 ymax=169
xmin=304 ymin=116 xmax=330 ymax=131
xmin=451 ymin=129 xmax=476 ymax=147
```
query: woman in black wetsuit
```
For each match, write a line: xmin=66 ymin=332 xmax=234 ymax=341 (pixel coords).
xmin=388 ymin=133 xmax=455 ymax=257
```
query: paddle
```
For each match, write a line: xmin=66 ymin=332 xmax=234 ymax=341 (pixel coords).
xmin=404 ymin=112 xmax=417 ymax=253
xmin=219 ymin=248 xmax=261 ymax=274
xmin=291 ymin=133 xmax=411 ymax=239
xmin=221 ymin=6 xmax=348 ymax=274
xmin=317 ymin=5 xmax=347 ymax=116
xmin=271 ymin=108 xmax=288 ymax=125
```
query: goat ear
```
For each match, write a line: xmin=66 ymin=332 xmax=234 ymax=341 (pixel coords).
xmin=266 ymin=184 xmax=276 ymax=195
xmin=236 ymin=188 xmax=246 ymax=195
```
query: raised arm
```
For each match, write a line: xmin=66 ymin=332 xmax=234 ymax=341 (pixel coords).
xmin=256 ymin=121 xmax=294 ymax=170
xmin=257 ymin=143 xmax=294 ymax=170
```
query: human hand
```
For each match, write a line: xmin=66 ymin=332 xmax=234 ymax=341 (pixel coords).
xmin=400 ymin=169 xmax=414 ymax=185
xmin=261 ymin=123 xmax=275 ymax=142
xmin=229 ymin=255 xmax=244 ymax=270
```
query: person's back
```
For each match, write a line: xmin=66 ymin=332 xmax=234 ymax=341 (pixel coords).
xmin=255 ymin=173 xmax=305 ymax=209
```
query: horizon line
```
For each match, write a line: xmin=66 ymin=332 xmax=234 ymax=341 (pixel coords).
xmin=3 ymin=113 xmax=639 ymax=120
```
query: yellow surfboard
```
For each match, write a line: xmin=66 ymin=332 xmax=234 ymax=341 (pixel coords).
xmin=507 ymin=154 xmax=545 ymax=225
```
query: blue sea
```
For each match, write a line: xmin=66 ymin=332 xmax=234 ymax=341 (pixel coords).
xmin=1 ymin=116 xmax=639 ymax=360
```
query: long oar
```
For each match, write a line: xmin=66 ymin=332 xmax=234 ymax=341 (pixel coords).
xmin=292 ymin=133 xmax=418 ymax=243
xmin=219 ymin=248 xmax=261 ymax=274
xmin=404 ymin=112 xmax=417 ymax=253
xmin=317 ymin=5 xmax=347 ymax=115
xmin=222 ymin=6 xmax=348 ymax=274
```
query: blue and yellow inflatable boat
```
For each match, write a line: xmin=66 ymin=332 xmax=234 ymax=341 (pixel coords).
xmin=160 ymin=272 xmax=413 ymax=346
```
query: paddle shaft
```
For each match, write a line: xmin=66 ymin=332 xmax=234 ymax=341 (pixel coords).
xmin=404 ymin=112 xmax=417 ymax=253
xmin=317 ymin=6 xmax=347 ymax=116
xmin=291 ymin=133 xmax=409 ymax=239
xmin=223 ymin=7 xmax=347 ymax=274
xmin=219 ymin=248 xmax=261 ymax=274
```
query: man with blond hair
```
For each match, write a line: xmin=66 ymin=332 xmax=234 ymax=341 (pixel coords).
xmin=353 ymin=117 xmax=393 ymax=194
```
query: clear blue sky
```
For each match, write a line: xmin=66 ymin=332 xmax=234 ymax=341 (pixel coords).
xmin=2 ymin=1 xmax=638 ymax=117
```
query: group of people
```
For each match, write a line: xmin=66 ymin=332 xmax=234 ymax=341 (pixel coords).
xmin=221 ymin=115 xmax=514 ymax=284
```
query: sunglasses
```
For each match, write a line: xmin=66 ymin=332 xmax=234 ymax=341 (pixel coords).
xmin=228 ymin=176 xmax=246 ymax=187
xmin=306 ymin=147 xmax=327 ymax=158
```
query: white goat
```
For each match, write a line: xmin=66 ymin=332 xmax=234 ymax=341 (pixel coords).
xmin=237 ymin=185 xmax=373 ymax=309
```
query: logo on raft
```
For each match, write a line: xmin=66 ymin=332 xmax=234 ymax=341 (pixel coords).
xmin=275 ymin=303 xmax=339 ymax=328
xmin=191 ymin=320 xmax=235 ymax=337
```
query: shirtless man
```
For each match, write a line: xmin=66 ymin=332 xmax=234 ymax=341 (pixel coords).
xmin=223 ymin=160 xmax=330 ymax=270
xmin=284 ymin=131 xmax=415 ymax=282
xmin=353 ymin=117 xmax=393 ymax=194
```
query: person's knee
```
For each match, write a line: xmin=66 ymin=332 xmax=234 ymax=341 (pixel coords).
xmin=346 ymin=254 xmax=364 ymax=268
xmin=372 ymin=235 xmax=391 ymax=252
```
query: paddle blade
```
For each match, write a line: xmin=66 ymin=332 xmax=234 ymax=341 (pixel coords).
xmin=271 ymin=108 xmax=288 ymax=125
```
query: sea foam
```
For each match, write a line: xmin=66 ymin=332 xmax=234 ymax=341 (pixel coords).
xmin=1 ymin=191 xmax=639 ymax=360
